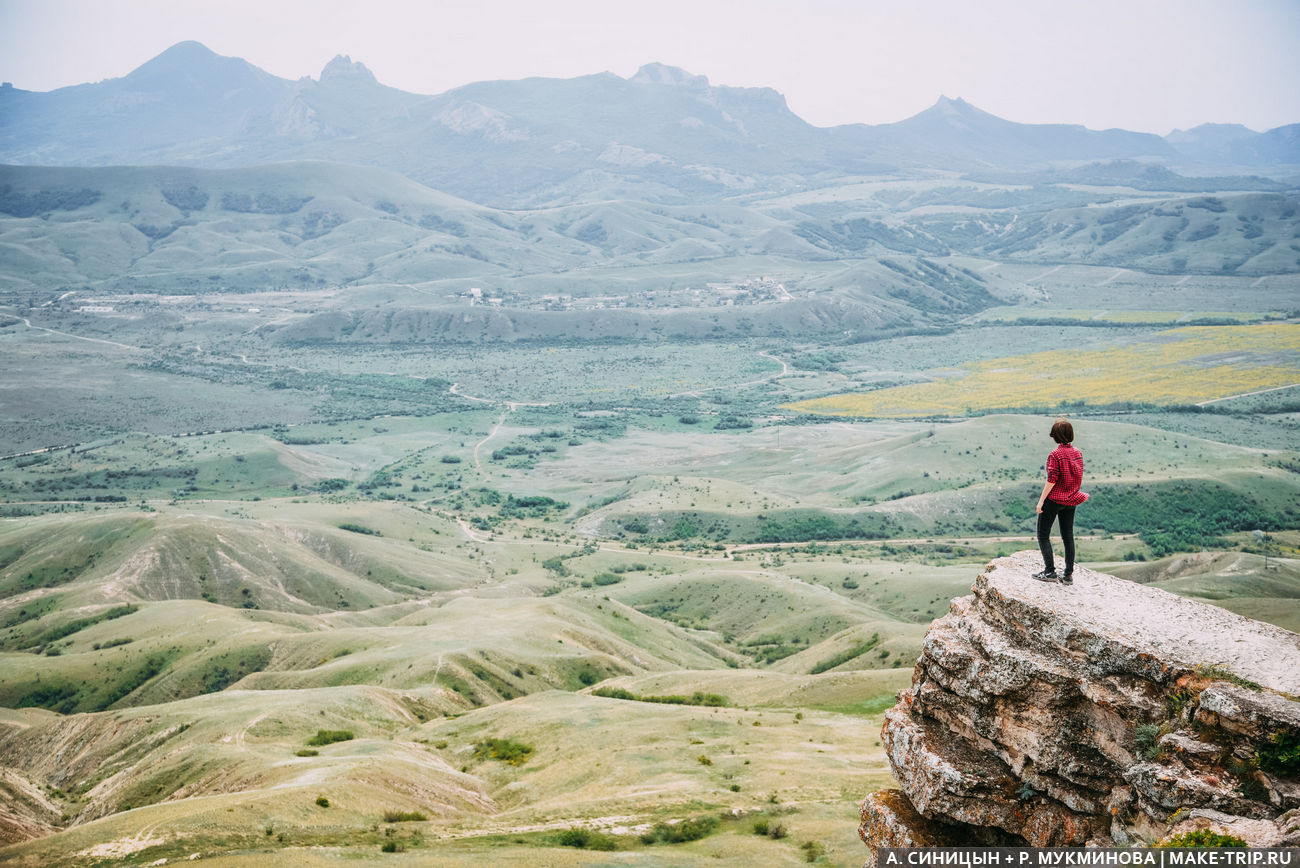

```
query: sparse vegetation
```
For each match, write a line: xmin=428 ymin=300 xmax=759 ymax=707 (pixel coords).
xmin=592 ymin=687 xmax=729 ymax=707
xmin=1256 ymin=729 xmax=1300 ymax=775
xmin=338 ymin=522 xmax=382 ymax=536
xmin=382 ymin=810 xmax=427 ymax=822
xmin=473 ymin=737 xmax=534 ymax=766
xmin=639 ymin=815 xmax=720 ymax=845
xmin=1157 ymin=830 xmax=1248 ymax=848
xmin=1134 ymin=723 xmax=1166 ymax=761
xmin=556 ymin=827 xmax=619 ymax=850
xmin=306 ymin=730 xmax=355 ymax=747
xmin=811 ymin=633 xmax=881 ymax=674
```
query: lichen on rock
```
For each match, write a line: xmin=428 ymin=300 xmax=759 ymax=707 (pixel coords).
xmin=861 ymin=551 xmax=1300 ymax=853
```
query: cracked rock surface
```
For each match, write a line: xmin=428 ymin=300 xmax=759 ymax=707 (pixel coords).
xmin=861 ymin=551 xmax=1300 ymax=855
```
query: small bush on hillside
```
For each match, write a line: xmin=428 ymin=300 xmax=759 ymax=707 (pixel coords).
xmin=556 ymin=827 xmax=618 ymax=850
xmin=592 ymin=687 xmax=728 ymax=707
xmin=592 ymin=572 xmax=622 ymax=586
xmin=382 ymin=810 xmax=427 ymax=822
xmin=473 ymin=737 xmax=534 ymax=766
xmin=801 ymin=840 xmax=826 ymax=862
xmin=306 ymin=729 xmax=354 ymax=747
xmin=338 ymin=522 xmax=381 ymax=536
xmin=295 ymin=749 xmax=319 ymax=757
xmin=315 ymin=796 xmax=330 ymax=808
xmin=639 ymin=815 xmax=719 ymax=844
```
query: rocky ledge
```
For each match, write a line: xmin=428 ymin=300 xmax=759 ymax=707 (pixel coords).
xmin=861 ymin=551 xmax=1300 ymax=852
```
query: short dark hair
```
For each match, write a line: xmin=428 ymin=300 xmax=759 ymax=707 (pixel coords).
xmin=1050 ymin=418 xmax=1074 ymax=444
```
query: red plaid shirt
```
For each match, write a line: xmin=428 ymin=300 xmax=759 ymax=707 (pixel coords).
xmin=1046 ymin=444 xmax=1087 ymax=506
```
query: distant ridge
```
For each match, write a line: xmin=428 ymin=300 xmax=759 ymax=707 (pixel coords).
xmin=0 ymin=42 xmax=1296 ymax=206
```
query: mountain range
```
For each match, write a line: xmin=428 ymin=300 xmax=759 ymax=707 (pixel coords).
xmin=2 ymin=41 xmax=1296 ymax=207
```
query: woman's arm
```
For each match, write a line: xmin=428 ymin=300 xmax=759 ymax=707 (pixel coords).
xmin=1036 ymin=480 xmax=1055 ymax=513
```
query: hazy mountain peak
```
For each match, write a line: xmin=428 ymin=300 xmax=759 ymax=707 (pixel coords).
xmin=145 ymin=40 xmax=220 ymax=65
xmin=926 ymin=95 xmax=994 ymax=120
xmin=124 ymin=40 xmax=241 ymax=83
xmin=630 ymin=63 xmax=709 ymax=88
xmin=320 ymin=55 xmax=377 ymax=83
xmin=1165 ymin=122 xmax=1257 ymax=144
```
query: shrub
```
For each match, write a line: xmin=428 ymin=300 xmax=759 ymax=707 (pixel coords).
xmin=556 ymin=827 xmax=618 ymax=850
xmin=295 ymin=749 xmax=319 ymax=757
xmin=1158 ymin=830 xmax=1247 ymax=847
xmin=380 ymin=841 xmax=403 ymax=853
xmin=592 ymin=572 xmax=623 ymax=586
xmin=315 ymin=796 xmax=330 ymax=808
xmin=591 ymin=687 xmax=728 ymax=707
xmin=640 ymin=815 xmax=719 ymax=844
xmin=382 ymin=810 xmax=427 ymax=822
xmin=306 ymin=729 xmax=354 ymax=747
xmin=752 ymin=820 xmax=770 ymax=836
xmin=473 ymin=737 xmax=534 ymax=766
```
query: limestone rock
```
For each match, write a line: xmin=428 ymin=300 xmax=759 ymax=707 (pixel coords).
xmin=861 ymin=551 xmax=1300 ymax=855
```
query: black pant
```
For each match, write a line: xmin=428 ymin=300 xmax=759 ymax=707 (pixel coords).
xmin=1037 ymin=500 xmax=1076 ymax=575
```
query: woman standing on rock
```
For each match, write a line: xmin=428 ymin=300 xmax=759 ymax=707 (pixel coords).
xmin=1034 ymin=418 xmax=1088 ymax=584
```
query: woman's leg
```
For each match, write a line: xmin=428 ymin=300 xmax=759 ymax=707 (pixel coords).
xmin=1059 ymin=506 xmax=1076 ymax=575
xmin=1037 ymin=501 xmax=1059 ymax=572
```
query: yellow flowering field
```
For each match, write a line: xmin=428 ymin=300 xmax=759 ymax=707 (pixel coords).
xmin=790 ymin=323 xmax=1300 ymax=418
xmin=976 ymin=309 xmax=1267 ymax=324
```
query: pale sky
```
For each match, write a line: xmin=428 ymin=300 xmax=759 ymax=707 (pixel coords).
xmin=1 ymin=0 xmax=1297 ymax=135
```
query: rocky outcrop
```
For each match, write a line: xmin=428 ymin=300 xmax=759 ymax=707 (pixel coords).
xmin=861 ymin=551 xmax=1300 ymax=852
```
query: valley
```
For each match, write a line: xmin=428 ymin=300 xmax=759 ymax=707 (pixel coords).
xmin=0 ymin=41 xmax=1297 ymax=866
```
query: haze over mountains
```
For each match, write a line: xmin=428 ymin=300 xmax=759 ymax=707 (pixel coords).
xmin=1 ymin=41 xmax=1296 ymax=207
